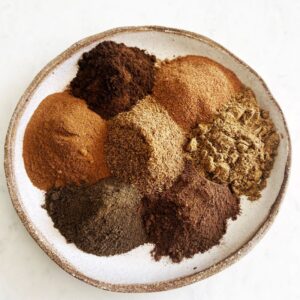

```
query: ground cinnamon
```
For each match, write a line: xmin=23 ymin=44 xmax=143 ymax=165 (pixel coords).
xmin=23 ymin=92 xmax=110 ymax=190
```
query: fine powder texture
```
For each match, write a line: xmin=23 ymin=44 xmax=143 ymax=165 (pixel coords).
xmin=186 ymin=88 xmax=280 ymax=200
xmin=44 ymin=177 xmax=147 ymax=256
xmin=23 ymin=92 xmax=110 ymax=190
xmin=153 ymin=56 xmax=243 ymax=130
xmin=142 ymin=163 xmax=240 ymax=262
xmin=70 ymin=41 xmax=156 ymax=119
xmin=105 ymin=96 xmax=185 ymax=195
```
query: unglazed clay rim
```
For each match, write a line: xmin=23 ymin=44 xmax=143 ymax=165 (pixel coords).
xmin=4 ymin=26 xmax=291 ymax=293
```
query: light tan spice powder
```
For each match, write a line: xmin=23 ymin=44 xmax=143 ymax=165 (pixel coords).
xmin=105 ymin=96 xmax=185 ymax=195
xmin=186 ymin=88 xmax=280 ymax=200
xmin=153 ymin=55 xmax=243 ymax=130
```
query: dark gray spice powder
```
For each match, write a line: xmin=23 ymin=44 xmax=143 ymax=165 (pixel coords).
xmin=44 ymin=177 xmax=147 ymax=256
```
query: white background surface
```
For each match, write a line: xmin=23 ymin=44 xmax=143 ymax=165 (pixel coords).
xmin=0 ymin=0 xmax=299 ymax=299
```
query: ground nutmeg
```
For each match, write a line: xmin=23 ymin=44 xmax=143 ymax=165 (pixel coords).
xmin=105 ymin=96 xmax=185 ymax=195
xmin=153 ymin=55 xmax=243 ymax=130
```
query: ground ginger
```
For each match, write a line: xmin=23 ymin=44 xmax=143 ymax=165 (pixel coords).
xmin=186 ymin=88 xmax=280 ymax=200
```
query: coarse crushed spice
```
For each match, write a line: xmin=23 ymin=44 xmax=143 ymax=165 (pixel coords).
xmin=23 ymin=92 xmax=110 ymax=190
xmin=186 ymin=88 xmax=280 ymax=200
xmin=44 ymin=177 xmax=147 ymax=256
xmin=153 ymin=55 xmax=243 ymax=130
xmin=105 ymin=96 xmax=185 ymax=195
xmin=70 ymin=41 xmax=156 ymax=119
xmin=142 ymin=163 xmax=240 ymax=262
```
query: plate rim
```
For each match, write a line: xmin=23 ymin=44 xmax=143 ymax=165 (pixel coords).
xmin=4 ymin=25 xmax=291 ymax=293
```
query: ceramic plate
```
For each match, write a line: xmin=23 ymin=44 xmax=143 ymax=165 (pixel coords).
xmin=4 ymin=26 xmax=291 ymax=292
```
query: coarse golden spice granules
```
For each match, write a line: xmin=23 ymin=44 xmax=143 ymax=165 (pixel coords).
xmin=186 ymin=88 xmax=280 ymax=200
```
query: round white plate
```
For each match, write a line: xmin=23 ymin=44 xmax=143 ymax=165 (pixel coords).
xmin=4 ymin=26 xmax=291 ymax=292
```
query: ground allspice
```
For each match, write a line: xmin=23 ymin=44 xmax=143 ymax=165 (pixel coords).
xmin=142 ymin=163 xmax=240 ymax=263
xmin=70 ymin=41 xmax=156 ymax=119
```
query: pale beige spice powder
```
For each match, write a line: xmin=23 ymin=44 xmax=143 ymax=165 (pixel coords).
xmin=105 ymin=96 xmax=185 ymax=195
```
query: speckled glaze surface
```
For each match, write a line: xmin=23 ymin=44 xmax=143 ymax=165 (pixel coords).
xmin=4 ymin=26 xmax=291 ymax=292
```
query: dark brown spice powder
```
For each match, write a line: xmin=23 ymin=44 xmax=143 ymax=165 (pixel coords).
xmin=70 ymin=41 xmax=156 ymax=119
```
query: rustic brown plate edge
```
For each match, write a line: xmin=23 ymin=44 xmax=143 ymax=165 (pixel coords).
xmin=4 ymin=25 xmax=291 ymax=293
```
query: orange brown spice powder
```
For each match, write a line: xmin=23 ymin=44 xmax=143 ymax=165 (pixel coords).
xmin=23 ymin=92 xmax=110 ymax=190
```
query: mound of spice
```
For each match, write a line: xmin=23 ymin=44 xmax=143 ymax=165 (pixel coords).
xmin=142 ymin=163 xmax=240 ymax=262
xmin=153 ymin=55 xmax=243 ymax=130
xmin=186 ymin=88 xmax=280 ymax=200
xmin=44 ymin=177 xmax=146 ymax=256
xmin=105 ymin=96 xmax=185 ymax=195
xmin=23 ymin=92 xmax=110 ymax=190
xmin=70 ymin=41 xmax=156 ymax=119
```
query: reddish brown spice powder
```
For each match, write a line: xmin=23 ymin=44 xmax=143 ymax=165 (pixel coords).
xmin=142 ymin=163 xmax=240 ymax=262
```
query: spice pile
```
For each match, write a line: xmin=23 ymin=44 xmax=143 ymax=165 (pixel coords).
xmin=70 ymin=41 xmax=156 ymax=119
xmin=142 ymin=162 xmax=240 ymax=262
xmin=23 ymin=40 xmax=280 ymax=262
xmin=23 ymin=92 xmax=110 ymax=190
xmin=45 ymin=177 xmax=146 ymax=256
xmin=105 ymin=96 xmax=185 ymax=195
xmin=186 ymin=88 xmax=279 ymax=200
xmin=153 ymin=55 xmax=242 ymax=130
